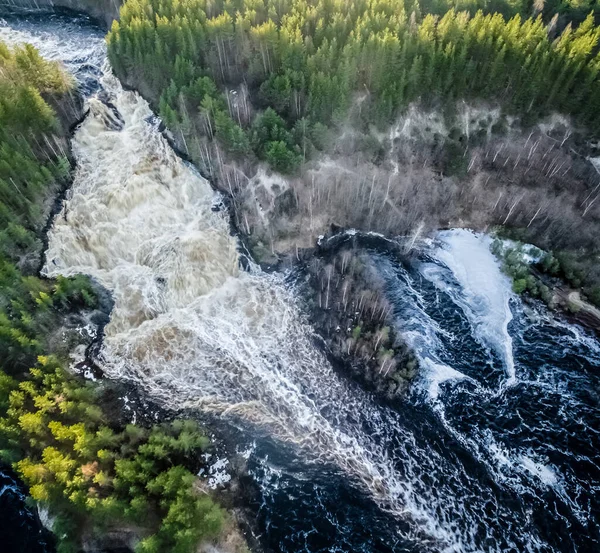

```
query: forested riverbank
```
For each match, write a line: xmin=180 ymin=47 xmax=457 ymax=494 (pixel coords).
xmin=0 ymin=36 xmax=251 ymax=553
xmin=0 ymin=38 xmax=94 ymax=373
xmin=102 ymin=0 xmax=600 ymax=322
xmin=2 ymin=3 xmax=600 ymax=553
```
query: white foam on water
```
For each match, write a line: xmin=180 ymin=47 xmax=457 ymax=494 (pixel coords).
xmin=28 ymin=42 xmax=477 ymax=551
xmin=427 ymin=229 xmax=517 ymax=385
xmin=377 ymin=257 xmax=473 ymax=403
xmin=424 ymin=359 xmax=470 ymax=400
xmin=207 ymin=457 xmax=232 ymax=488
xmin=8 ymin=19 xmax=597 ymax=553
xmin=481 ymin=431 xmax=560 ymax=488
xmin=519 ymin=457 xmax=558 ymax=486
xmin=0 ymin=15 xmax=105 ymax=76
xmin=378 ymin=246 xmax=590 ymax=542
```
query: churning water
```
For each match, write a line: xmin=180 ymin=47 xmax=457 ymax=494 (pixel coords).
xmin=0 ymin=468 xmax=54 ymax=552
xmin=1 ymin=11 xmax=599 ymax=553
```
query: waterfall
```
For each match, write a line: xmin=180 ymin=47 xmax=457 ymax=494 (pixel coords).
xmin=424 ymin=230 xmax=516 ymax=385
xmin=3 ymin=12 xmax=600 ymax=553
xmin=38 ymin=44 xmax=471 ymax=551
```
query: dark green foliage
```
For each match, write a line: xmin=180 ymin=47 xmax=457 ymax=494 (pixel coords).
xmin=0 ymin=41 xmax=66 ymax=256
xmin=265 ymin=140 xmax=302 ymax=173
xmin=539 ymin=250 xmax=600 ymax=303
xmin=0 ymin=260 xmax=99 ymax=373
xmin=214 ymin=110 xmax=251 ymax=156
xmin=496 ymin=227 xmax=600 ymax=307
xmin=247 ymin=108 xmax=302 ymax=170
xmin=0 ymin=41 xmax=99 ymax=376
xmin=251 ymin=108 xmax=291 ymax=150
xmin=541 ymin=252 xmax=561 ymax=275
xmin=442 ymin=139 xmax=468 ymax=175
xmin=107 ymin=0 xmax=600 ymax=179
xmin=308 ymin=122 xmax=330 ymax=151
xmin=0 ymin=39 xmax=226 ymax=553
xmin=491 ymin=239 xmax=552 ymax=302
xmin=259 ymin=74 xmax=292 ymax=115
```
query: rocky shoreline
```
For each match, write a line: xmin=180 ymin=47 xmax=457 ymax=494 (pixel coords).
xmin=490 ymin=236 xmax=600 ymax=339
xmin=5 ymin=0 xmax=600 ymax=364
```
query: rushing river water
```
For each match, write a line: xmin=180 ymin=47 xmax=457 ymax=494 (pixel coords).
xmin=1 ymin=10 xmax=599 ymax=553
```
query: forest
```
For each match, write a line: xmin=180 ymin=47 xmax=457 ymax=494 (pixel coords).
xmin=106 ymin=0 xmax=600 ymax=308
xmin=0 ymin=39 xmax=85 ymax=373
xmin=0 ymin=40 xmax=228 ymax=553
xmin=107 ymin=0 xmax=600 ymax=172
xmin=2 ymin=0 xmax=600 ymax=551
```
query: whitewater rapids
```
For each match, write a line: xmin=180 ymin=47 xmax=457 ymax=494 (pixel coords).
xmin=3 ymin=12 xmax=599 ymax=553
xmin=35 ymin=41 xmax=465 ymax=549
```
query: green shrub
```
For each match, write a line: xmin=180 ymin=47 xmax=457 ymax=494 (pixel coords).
xmin=0 ymin=357 xmax=223 ymax=553
xmin=513 ymin=278 xmax=528 ymax=294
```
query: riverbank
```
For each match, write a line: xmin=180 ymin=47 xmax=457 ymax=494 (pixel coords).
xmin=2 ymin=7 xmax=600 ymax=553
xmin=0 ymin=30 xmax=256 ymax=553
xmin=555 ymin=289 xmax=600 ymax=336
xmin=490 ymin=235 xmax=600 ymax=338
xmin=101 ymin=0 xmax=600 ymax=294
xmin=145 ymin=100 xmax=600 ymax=388
xmin=8 ymin=0 xmax=600 ymax=392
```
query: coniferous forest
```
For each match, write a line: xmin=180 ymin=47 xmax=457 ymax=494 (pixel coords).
xmin=105 ymin=0 xmax=600 ymax=306
xmin=2 ymin=0 xmax=600 ymax=552
xmin=0 ymin=40 xmax=85 ymax=372
xmin=0 ymin=40 xmax=227 ymax=553
xmin=107 ymin=0 xmax=600 ymax=171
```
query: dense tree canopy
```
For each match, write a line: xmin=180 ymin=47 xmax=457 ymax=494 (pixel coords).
xmin=107 ymin=0 xmax=600 ymax=172
xmin=0 ymin=357 xmax=224 ymax=553
xmin=0 ymin=40 xmax=72 ymax=262
xmin=0 ymin=41 xmax=95 ymax=373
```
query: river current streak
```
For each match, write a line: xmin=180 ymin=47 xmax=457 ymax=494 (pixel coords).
xmin=1 ymin=11 xmax=599 ymax=553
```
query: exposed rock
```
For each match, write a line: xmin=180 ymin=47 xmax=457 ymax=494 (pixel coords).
xmin=46 ymin=89 xmax=86 ymax=135
xmin=81 ymin=526 xmax=147 ymax=553
xmin=555 ymin=289 xmax=600 ymax=337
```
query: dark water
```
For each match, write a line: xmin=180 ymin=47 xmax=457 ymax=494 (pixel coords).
xmin=244 ymin=234 xmax=599 ymax=553
xmin=0 ymin=468 xmax=54 ymax=552
xmin=1 ymin=11 xmax=599 ymax=553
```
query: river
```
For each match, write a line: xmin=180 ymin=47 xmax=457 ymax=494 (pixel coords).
xmin=1 ymin=10 xmax=599 ymax=553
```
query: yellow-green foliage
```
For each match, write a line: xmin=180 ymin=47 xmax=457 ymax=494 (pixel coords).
xmin=105 ymin=0 xmax=600 ymax=179
xmin=108 ymin=0 xmax=600 ymax=151
xmin=0 ymin=41 xmax=71 ymax=136
xmin=0 ymin=259 xmax=99 ymax=372
xmin=0 ymin=41 xmax=97 ymax=374
xmin=0 ymin=356 xmax=223 ymax=553
xmin=0 ymin=38 xmax=224 ymax=553
xmin=0 ymin=40 xmax=72 ymax=257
